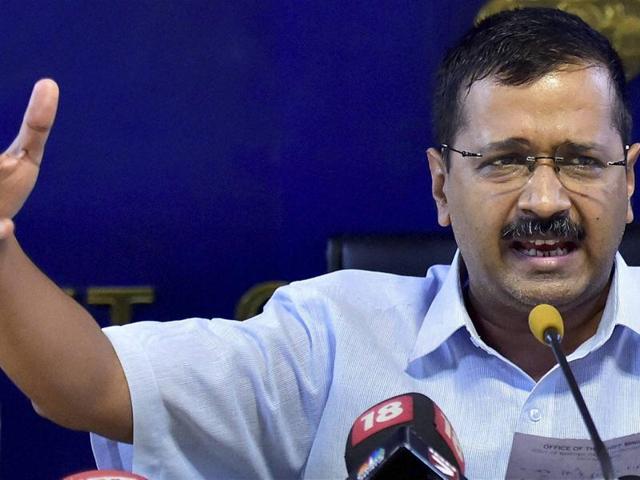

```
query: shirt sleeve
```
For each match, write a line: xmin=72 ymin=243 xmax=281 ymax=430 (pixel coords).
xmin=90 ymin=282 xmax=335 ymax=479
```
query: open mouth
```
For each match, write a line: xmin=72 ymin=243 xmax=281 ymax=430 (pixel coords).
xmin=511 ymin=239 xmax=578 ymax=258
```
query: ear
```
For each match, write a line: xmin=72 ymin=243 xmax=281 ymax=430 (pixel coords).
xmin=625 ymin=143 xmax=639 ymax=224
xmin=426 ymin=147 xmax=451 ymax=227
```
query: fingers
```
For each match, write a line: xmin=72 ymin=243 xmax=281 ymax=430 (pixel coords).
xmin=0 ymin=219 xmax=15 ymax=240
xmin=0 ymin=151 xmax=20 ymax=184
xmin=7 ymin=79 xmax=60 ymax=166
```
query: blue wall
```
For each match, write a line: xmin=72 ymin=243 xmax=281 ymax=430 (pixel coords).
xmin=1 ymin=1 xmax=639 ymax=477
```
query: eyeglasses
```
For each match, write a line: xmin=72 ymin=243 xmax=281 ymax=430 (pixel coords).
xmin=441 ymin=143 xmax=629 ymax=191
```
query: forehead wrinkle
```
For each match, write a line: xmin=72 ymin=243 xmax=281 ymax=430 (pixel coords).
xmin=479 ymin=138 xmax=611 ymax=154
xmin=454 ymin=68 xmax=621 ymax=151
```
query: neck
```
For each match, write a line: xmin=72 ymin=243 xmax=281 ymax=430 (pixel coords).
xmin=464 ymin=279 xmax=610 ymax=382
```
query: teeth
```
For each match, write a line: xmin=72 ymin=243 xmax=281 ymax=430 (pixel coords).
xmin=532 ymin=239 xmax=559 ymax=246
xmin=520 ymin=247 xmax=569 ymax=257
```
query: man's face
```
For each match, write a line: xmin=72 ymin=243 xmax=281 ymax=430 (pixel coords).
xmin=427 ymin=66 xmax=638 ymax=312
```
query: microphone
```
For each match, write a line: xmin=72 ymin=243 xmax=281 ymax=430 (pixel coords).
xmin=62 ymin=470 xmax=147 ymax=479
xmin=344 ymin=393 xmax=466 ymax=479
xmin=529 ymin=304 xmax=616 ymax=480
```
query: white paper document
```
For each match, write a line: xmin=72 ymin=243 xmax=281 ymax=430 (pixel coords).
xmin=505 ymin=432 xmax=640 ymax=479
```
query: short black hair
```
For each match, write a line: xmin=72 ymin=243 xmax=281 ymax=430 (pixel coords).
xmin=433 ymin=8 xmax=632 ymax=155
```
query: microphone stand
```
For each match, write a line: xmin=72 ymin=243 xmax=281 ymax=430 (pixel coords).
xmin=544 ymin=328 xmax=615 ymax=480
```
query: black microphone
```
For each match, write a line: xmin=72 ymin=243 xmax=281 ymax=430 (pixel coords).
xmin=344 ymin=393 xmax=466 ymax=480
xmin=529 ymin=304 xmax=617 ymax=480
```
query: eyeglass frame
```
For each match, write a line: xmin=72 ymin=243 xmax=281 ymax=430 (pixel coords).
xmin=440 ymin=143 xmax=629 ymax=171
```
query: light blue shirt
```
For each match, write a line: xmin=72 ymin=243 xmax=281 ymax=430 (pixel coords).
xmin=92 ymin=252 xmax=640 ymax=479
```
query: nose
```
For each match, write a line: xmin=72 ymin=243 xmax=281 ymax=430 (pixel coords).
xmin=517 ymin=160 xmax=571 ymax=219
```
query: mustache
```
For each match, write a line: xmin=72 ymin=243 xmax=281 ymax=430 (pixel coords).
xmin=501 ymin=215 xmax=586 ymax=241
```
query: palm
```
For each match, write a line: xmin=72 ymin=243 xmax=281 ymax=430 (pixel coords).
xmin=0 ymin=80 xmax=58 ymax=221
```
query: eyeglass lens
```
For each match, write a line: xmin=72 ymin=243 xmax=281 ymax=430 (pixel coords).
xmin=471 ymin=145 xmax=626 ymax=190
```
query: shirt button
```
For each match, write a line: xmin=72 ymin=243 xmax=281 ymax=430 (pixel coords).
xmin=529 ymin=408 xmax=542 ymax=422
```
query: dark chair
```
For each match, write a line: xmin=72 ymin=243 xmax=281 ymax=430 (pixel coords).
xmin=327 ymin=224 xmax=640 ymax=275
xmin=327 ymin=232 xmax=457 ymax=276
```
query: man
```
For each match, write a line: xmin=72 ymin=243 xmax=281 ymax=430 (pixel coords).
xmin=0 ymin=6 xmax=637 ymax=479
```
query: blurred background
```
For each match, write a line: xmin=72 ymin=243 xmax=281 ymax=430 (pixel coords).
xmin=1 ymin=0 xmax=639 ymax=477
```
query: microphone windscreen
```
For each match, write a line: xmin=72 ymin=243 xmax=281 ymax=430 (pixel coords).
xmin=345 ymin=393 xmax=464 ymax=477
xmin=63 ymin=471 xmax=147 ymax=480
xmin=528 ymin=304 xmax=564 ymax=344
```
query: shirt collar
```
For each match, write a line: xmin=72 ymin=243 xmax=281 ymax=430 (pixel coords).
xmin=557 ymin=252 xmax=640 ymax=359
xmin=408 ymin=250 xmax=640 ymax=366
xmin=607 ymin=252 xmax=640 ymax=336
xmin=408 ymin=250 xmax=471 ymax=364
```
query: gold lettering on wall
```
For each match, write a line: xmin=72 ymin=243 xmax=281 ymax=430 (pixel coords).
xmin=63 ymin=288 xmax=77 ymax=298
xmin=235 ymin=281 xmax=287 ymax=320
xmin=87 ymin=287 xmax=155 ymax=326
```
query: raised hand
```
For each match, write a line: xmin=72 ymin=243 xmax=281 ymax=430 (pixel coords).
xmin=0 ymin=79 xmax=59 ymax=238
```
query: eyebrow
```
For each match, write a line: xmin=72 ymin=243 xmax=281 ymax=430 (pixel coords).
xmin=481 ymin=138 xmax=531 ymax=152
xmin=480 ymin=138 xmax=606 ymax=153
xmin=555 ymin=141 xmax=605 ymax=153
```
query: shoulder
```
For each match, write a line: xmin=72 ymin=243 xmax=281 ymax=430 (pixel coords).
xmin=271 ymin=265 xmax=452 ymax=317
